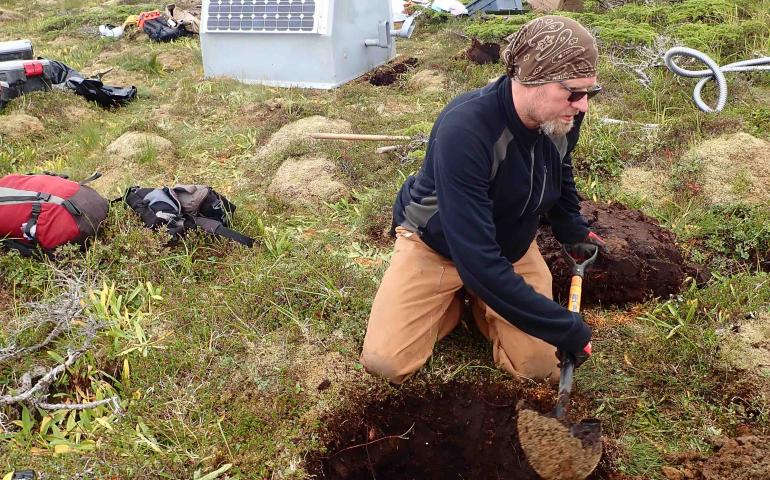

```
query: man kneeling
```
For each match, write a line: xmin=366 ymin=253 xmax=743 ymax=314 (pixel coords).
xmin=361 ymin=16 xmax=604 ymax=384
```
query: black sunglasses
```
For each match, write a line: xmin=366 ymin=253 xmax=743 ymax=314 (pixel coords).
xmin=559 ymin=81 xmax=602 ymax=102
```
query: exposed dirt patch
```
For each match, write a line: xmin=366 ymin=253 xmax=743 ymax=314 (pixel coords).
xmin=465 ymin=38 xmax=501 ymax=65
xmin=719 ymin=313 xmax=770 ymax=380
xmin=0 ymin=8 xmax=22 ymax=26
xmin=663 ymin=436 xmax=770 ymax=480
xmin=407 ymin=69 xmax=446 ymax=94
xmin=61 ymin=105 xmax=95 ymax=123
xmin=254 ymin=115 xmax=351 ymax=161
xmin=0 ymin=114 xmax=45 ymax=140
xmin=620 ymin=167 xmax=670 ymax=205
xmin=685 ymin=132 xmax=770 ymax=206
xmin=306 ymin=380 xmax=618 ymax=479
xmin=267 ymin=155 xmax=347 ymax=207
xmin=538 ymin=200 xmax=707 ymax=307
xmin=156 ymin=50 xmax=195 ymax=72
xmin=368 ymin=57 xmax=418 ymax=86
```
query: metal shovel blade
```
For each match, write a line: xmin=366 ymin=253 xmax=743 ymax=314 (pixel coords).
xmin=517 ymin=411 xmax=602 ymax=480
xmin=517 ymin=358 xmax=602 ymax=479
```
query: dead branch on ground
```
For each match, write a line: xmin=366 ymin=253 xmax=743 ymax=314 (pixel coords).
xmin=0 ymin=271 xmax=121 ymax=415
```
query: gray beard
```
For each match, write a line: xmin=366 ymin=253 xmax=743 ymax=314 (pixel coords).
xmin=540 ymin=118 xmax=574 ymax=136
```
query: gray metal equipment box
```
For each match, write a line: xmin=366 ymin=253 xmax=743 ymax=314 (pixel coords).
xmin=0 ymin=39 xmax=34 ymax=62
xmin=199 ymin=0 xmax=396 ymax=89
xmin=466 ymin=0 xmax=525 ymax=14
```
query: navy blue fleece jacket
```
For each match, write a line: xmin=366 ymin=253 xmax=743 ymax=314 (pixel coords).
xmin=392 ymin=75 xmax=591 ymax=354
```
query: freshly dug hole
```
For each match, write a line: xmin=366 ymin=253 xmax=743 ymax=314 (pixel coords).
xmin=306 ymin=381 xmax=616 ymax=479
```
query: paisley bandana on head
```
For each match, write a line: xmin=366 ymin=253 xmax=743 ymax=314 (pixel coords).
xmin=502 ymin=16 xmax=597 ymax=85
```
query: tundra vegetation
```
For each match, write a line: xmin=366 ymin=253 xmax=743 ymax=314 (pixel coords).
xmin=0 ymin=0 xmax=769 ymax=478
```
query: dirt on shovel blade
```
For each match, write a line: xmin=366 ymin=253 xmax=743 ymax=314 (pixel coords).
xmin=518 ymin=409 xmax=603 ymax=480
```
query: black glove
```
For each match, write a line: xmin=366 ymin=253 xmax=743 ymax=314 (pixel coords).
xmin=565 ymin=231 xmax=605 ymax=262
xmin=556 ymin=341 xmax=592 ymax=369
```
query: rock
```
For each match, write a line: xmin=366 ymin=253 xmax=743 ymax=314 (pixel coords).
xmin=0 ymin=114 xmax=44 ymax=140
xmin=105 ymin=132 xmax=175 ymax=163
xmin=408 ymin=69 xmax=446 ymax=93
xmin=255 ymin=115 xmax=351 ymax=160
xmin=686 ymin=132 xmax=770 ymax=206
xmin=267 ymin=156 xmax=347 ymax=207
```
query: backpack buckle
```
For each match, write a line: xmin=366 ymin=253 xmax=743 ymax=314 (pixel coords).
xmin=23 ymin=61 xmax=44 ymax=77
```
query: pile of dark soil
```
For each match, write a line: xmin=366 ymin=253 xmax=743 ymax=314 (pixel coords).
xmin=465 ymin=38 xmax=501 ymax=64
xmin=538 ymin=200 xmax=708 ymax=307
xmin=662 ymin=436 xmax=770 ymax=480
xmin=306 ymin=380 xmax=620 ymax=479
xmin=368 ymin=57 xmax=419 ymax=86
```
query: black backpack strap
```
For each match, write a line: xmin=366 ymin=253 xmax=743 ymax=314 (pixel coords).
xmin=79 ymin=171 xmax=102 ymax=185
xmin=192 ymin=216 xmax=254 ymax=247
xmin=0 ymin=239 xmax=42 ymax=257
xmin=23 ymin=203 xmax=42 ymax=242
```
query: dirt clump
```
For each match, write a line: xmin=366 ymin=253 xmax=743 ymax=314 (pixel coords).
xmin=368 ymin=57 xmax=418 ymax=86
xmin=306 ymin=380 xmax=615 ymax=479
xmin=538 ymin=200 xmax=707 ymax=307
xmin=465 ymin=38 xmax=501 ymax=64
xmin=663 ymin=435 xmax=770 ymax=480
xmin=105 ymin=131 xmax=175 ymax=163
xmin=686 ymin=132 xmax=770 ymax=206
xmin=254 ymin=115 xmax=351 ymax=160
xmin=268 ymin=155 xmax=347 ymax=207
xmin=407 ymin=69 xmax=446 ymax=93
xmin=0 ymin=114 xmax=45 ymax=140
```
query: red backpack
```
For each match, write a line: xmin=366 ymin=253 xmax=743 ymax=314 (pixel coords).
xmin=0 ymin=173 xmax=109 ymax=255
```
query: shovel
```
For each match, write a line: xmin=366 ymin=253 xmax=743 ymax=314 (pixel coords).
xmin=517 ymin=243 xmax=603 ymax=480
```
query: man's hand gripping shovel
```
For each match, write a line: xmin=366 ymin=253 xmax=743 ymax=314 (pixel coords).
xmin=517 ymin=243 xmax=603 ymax=480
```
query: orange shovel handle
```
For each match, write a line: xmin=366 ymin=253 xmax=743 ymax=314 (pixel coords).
xmin=567 ymin=275 xmax=583 ymax=313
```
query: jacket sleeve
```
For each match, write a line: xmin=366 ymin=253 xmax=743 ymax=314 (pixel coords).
xmin=546 ymin=114 xmax=589 ymax=245
xmin=433 ymin=119 xmax=590 ymax=353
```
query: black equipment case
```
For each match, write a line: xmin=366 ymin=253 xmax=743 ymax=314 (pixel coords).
xmin=0 ymin=40 xmax=34 ymax=62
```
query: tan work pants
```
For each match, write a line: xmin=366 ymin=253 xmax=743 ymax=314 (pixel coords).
xmin=361 ymin=228 xmax=560 ymax=384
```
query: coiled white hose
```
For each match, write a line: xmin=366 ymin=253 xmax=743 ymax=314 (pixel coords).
xmin=663 ymin=46 xmax=770 ymax=113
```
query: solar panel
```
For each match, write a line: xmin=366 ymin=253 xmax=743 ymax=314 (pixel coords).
xmin=205 ymin=0 xmax=324 ymax=33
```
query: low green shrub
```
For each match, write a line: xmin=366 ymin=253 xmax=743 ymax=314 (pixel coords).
xmin=464 ymin=14 xmax=534 ymax=42
xmin=669 ymin=20 xmax=769 ymax=60
xmin=669 ymin=0 xmax=737 ymax=24
xmin=592 ymin=19 xmax=658 ymax=46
